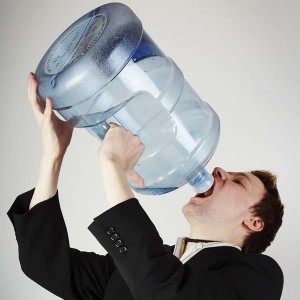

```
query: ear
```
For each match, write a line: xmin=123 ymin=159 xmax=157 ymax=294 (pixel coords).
xmin=243 ymin=215 xmax=264 ymax=232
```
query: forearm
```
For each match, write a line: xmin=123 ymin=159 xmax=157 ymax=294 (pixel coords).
xmin=100 ymin=160 xmax=135 ymax=208
xmin=29 ymin=156 xmax=63 ymax=210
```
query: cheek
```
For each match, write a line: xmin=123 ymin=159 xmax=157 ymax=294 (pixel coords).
xmin=216 ymin=189 xmax=249 ymax=216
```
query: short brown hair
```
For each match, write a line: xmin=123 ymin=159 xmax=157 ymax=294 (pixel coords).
xmin=242 ymin=170 xmax=284 ymax=254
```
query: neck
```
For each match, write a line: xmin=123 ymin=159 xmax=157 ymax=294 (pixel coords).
xmin=188 ymin=228 xmax=225 ymax=243
xmin=187 ymin=227 xmax=244 ymax=248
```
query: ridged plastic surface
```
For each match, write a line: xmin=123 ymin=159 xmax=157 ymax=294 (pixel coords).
xmin=35 ymin=2 xmax=220 ymax=195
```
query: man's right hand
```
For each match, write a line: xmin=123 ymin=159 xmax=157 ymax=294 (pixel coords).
xmin=27 ymin=72 xmax=75 ymax=161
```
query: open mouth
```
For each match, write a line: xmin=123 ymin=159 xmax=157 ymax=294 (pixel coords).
xmin=194 ymin=180 xmax=215 ymax=198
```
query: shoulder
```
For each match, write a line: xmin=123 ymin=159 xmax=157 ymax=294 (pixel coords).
xmin=232 ymin=252 xmax=283 ymax=276
xmin=225 ymin=252 xmax=283 ymax=298
xmin=163 ymin=243 xmax=174 ymax=252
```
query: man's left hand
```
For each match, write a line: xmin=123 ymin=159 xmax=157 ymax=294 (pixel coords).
xmin=98 ymin=122 xmax=145 ymax=188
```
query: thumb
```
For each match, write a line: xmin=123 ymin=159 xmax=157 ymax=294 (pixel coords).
xmin=126 ymin=169 xmax=145 ymax=188
xmin=44 ymin=97 xmax=52 ymax=122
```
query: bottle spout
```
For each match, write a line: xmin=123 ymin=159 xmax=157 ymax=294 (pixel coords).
xmin=188 ymin=168 xmax=214 ymax=194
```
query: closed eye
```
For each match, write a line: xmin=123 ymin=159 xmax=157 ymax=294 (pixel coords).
xmin=233 ymin=179 xmax=245 ymax=188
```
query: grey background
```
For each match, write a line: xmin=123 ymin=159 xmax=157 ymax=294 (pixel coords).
xmin=1 ymin=0 xmax=299 ymax=299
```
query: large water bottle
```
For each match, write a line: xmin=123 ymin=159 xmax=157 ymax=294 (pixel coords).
xmin=35 ymin=2 xmax=220 ymax=196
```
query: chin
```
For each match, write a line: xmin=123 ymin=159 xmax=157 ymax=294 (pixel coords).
xmin=182 ymin=201 xmax=205 ymax=216
xmin=182 ymin=202 xmax=193 ymax=214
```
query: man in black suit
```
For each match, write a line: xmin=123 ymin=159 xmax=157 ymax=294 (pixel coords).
xmin=7 ymin=73 xmax=284 ymax=299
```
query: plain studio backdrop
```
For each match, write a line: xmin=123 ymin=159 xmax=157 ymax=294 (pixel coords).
xmin=1 ymin=0 xmax=299 ymax=299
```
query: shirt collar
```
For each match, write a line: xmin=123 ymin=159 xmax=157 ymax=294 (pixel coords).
xmin=173 ymin=237 xmax=242 ymax=263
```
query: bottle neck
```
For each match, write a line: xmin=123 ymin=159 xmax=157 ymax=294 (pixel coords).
xmin=188 ymin=168 xmax=214 ymax=193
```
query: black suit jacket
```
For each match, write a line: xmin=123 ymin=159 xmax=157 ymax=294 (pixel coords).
xmin=7 ymin=188 xmax=283 ymax=299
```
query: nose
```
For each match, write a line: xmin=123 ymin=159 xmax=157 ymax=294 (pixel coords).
xmin=213 ymin=167 xmax=229 ymax=180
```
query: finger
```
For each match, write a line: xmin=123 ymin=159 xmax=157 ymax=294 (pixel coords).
xmin=27 ymin=73 xmax=34 ymax=104
xmin=140 ymin=142 xmax=145 ymax=150
xmin=28 ymin=73 xmax=40 ymax=103
xmin=43 ymin=98 xmax=52 ymax=122
xmin=36 ymin=93 xmax=46 ymax=110
xmin=29 ymin=77 xmax=46 ymax=122
xmin=27 ymin=73 xmax=32 ymax=101
xmin=133 ymin=134 xmax=141 ymax=140
xmin=27 ymin=73 xmax=36 ymax=108
xmin=127 ymin=169 xmax=145 ymax=188
xmin=29 ymin=79 xmax=43 ymax=121
xmin=109 ymin=122 xmax=119 ymax=128
xmin=30 ymin=77 xmax=43 ymax=112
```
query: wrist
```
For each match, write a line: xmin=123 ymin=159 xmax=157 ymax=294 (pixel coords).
xmin=41 ymin=155 xmax=64 ymax=166
xmin=99 ymin=160 xmax=135 ymax=208
xmin=30 ymin=156 xmax=63 ymax=210
xmin=39 ymin=156 xmax=63 ymax=180
xmin=100 ymin=158 xmax=124 ymax=172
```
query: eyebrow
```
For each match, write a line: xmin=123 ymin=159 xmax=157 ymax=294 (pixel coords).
xmin=229 ymin=172 xmax=252 ymax=188
xmin=235 ymin=172 xmax=251 ymax=180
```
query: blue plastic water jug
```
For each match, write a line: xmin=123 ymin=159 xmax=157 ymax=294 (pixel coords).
xmin=35 ymin=2 xmax=220 ymax=195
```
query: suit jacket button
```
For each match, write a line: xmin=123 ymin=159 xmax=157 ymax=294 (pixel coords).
xmin=110 ymin=233 xmax=119 ymax=241
xmin=106 ymin=227 xmax=116 ymax=235
xmin=119 ymin=246 xmax=128 ymax=254
xmin=114 ymin=239 xmax=124 ymax=247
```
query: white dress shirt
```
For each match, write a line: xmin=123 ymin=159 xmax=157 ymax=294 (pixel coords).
xmin=173 ymin=237 xmax=241 ymax=264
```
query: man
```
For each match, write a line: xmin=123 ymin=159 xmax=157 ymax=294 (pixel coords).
xmin=7 ymin=73 xmax=284 ymax=299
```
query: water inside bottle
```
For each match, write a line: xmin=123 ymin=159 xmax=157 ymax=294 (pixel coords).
xmin=52 ymin=32 xmax=217 ymax=195
xmin=130 ymin=187 xmax=178 ymax=195
xmin=102 ymin=56 xmax=218 ymax=193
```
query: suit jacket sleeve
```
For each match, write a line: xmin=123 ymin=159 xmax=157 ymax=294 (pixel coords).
xmin=88 ymin=198 xmax=284 ymax=300
xmin=7 ymin=188 xmax=116 ymax=300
